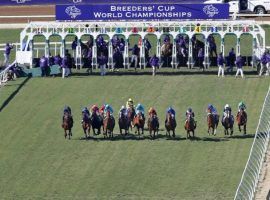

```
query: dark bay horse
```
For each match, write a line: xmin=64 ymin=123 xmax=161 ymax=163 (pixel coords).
xmin=62 ymin=113 xmax=73 ymax=139
xmin=118 ymin=111 xmax=129 ymax=136
xmin=222 ymin=112 xmax=234 ymax=136
xmin=133 ymin=112 xmax=145 ymax=137
xmin=148 ymin=114 xmax=159 ymax=139
xmin=82 ymin=112 xmax=91 ymax=138
xmin=184 ymin=115 xmax=196 ymax=139
xmin=207 ymin=113 xmax=219 ymax=136
xmin=103 ymin=112 xmax=115 ymax=138
xmin=236 ymin=110 xmax=247 ymax=134
xmin=165 ymin=113 xmax=177 ymax=138
xmin=90 ymin=112 xmax=103 ymax=135
xmin=127 ymin=107 xmax=135 ymax=131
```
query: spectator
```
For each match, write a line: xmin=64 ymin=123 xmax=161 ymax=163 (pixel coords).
xmin=98 ymin=52 xmax=108 ymax=76
xmin=217 ymin=53 xmax=225 ymax=77
xmin=39 ymin=55 xmax=49 ymax=77
xmin=235 ymin=55 xmax=244 ymax=78
xmin=227 ymin=48 xmax=236 ymax=73
xmin=4 ymin=43 xmax=14 ymax=67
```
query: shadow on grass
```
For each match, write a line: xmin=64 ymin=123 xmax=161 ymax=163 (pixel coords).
xmin=69 ymin=68 xmax=258 ymax=77
xmin=0 ymin=76 xmax=31 ymax=112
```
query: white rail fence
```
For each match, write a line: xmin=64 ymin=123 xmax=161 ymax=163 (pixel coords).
xmin=234 ymin=85 xmax=270 ymax=200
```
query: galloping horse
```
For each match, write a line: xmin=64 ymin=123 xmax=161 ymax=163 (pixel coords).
xmin=133 ymin=112 xmax=145 ymax=137
xmin=148 ymin=114 xmax=159 ymax=139
xmin=222 ymin=111 xmax=234 ymax=136
xmin=90 ymin=112 xmax=103 ymax=135
xmin=82 ymin=112 xmax=91 ymax=138
xmin=236 ymin=110 xmax=247 ymax=134
xmin=118 ymin=111 xmax=129 ymax=136
xmin=127 ymin=107 xmax=135 ymax=131
xmin=62 ymin=113 xmax=73 ymax=139
xmin=161 ymin=43 xmax=173 ymax=67
xmin=103 ymin=111 xmax=115 ymax=138
xmin=207 ymin=113 xmax=219 ymax=136
xmin=165 ymin=113 xmax=177 ymax=138
xmin=184 ymin=114 xmax=196 ymax=139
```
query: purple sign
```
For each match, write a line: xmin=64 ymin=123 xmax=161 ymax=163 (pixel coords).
xmin=0 ymin=0 xmax=217 ymax=6
xmin=56 ymin=4 xmax=229 ymax=21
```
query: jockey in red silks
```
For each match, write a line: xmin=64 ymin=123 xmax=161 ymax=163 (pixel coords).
xmin=99 ymin=104 xmax=105 ymax=116
xmin=91 ymin=104 xmax=99 ymax=115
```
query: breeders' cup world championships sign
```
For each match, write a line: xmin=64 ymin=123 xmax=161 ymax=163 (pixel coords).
xmin=56 ymin=4 xmax=229 ymax=21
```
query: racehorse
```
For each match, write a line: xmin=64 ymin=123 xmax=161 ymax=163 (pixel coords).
xmin=148 ymin=114 xmax=159 ymax=139
xmin=103 ymin=111 xmax=115 ymax=138
xmin=184 ymin=114 xmax=196 ymax=139
xmin=236 ymin=110 xmax=247 ymax=134
xmin=90 ymin=112 xmax=103 ymax=135
xmin=222 ymin=111 xmax=234 ymax=136
xmin=62 ymin=113 xmax=73 ymax=139
xmin=207 ymin=113 xmax=219 ymax=136
xmin=161 ymin=43 xmax=173 ymax=67
xmin=127 ymin=107 xmax=135 ymax=131
xmin=118 ymin=111 xmax=129 ymax=136
xmin=165 ymin=113 xmax=177 ymax=138
xmin=82 ymin=112 xmax=91 ymax=138
xmin=133 ymin=112 xmax=145 ymax=137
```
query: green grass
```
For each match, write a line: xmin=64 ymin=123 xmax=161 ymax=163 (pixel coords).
xmin=0 ymin=71 xmax=269 ymax=199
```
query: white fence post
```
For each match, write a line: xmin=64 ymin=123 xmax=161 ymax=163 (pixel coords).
xmin=234 ymin=85 xmax=270 ymax=200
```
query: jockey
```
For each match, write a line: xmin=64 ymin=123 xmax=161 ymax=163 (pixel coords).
xmin=135 ymin=103 xmax=145 ymax=119
xmin=91 ymin=104 xmax=99 ymax=115
xmin=238 ymin=101 xmax=247 ymax=112
xmin=104 ymin=104 xmax=114 ymax=116
xmin=207 ymin=104 xmax=217 ymax=115
xmin=63 ymin=105 xmax=72 ymax=115
xmin=82 ymin=107 xmax=90 ymax=116
xmin=186 ymin=107 xmax=195 ymax=119
xmin=118 ymin=105 xmax=127 ymax=117
xmin=223 ymin=104 xmax=233 ymax=123
xmin=148 ymin=107 xmax=157 ymax=116
xmin=99 ymin=104 xmax=105 ymax=116
xmin=166 ymin=106 xmax=176 ymax=117
xmin=126 ymin=98 xmax=134 ymax=109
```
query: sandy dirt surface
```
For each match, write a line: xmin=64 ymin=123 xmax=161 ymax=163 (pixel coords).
xmin=0 ymin=5 xmax=55 ymax=23
xmin=255 ymin=146 xmax=270 ymax=200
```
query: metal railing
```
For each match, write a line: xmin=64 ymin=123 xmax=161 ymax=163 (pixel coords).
xmin=234 ymin=85 xmax=270 ymax=200
xmin=0 ymin=61 xmax=16 ymax=86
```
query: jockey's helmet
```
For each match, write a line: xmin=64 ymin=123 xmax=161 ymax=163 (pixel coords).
xmin=208 ymin=104 xmax=212 ymax=109
xmin=188 ymin=108 xmax=192 ymax=112
xmin=121 ymin=105 xmax=125 ymax=109
xmin=225 ymin=104 xmax=230 ymax=109
xmin=128 ymin=98 xmax=133 ymax=102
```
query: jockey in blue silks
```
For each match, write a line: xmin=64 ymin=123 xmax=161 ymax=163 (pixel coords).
xmin=104 ymin=104 xmax=114 ymax=116
xmin=82 ymin=107 xmax=90 ymax=116
xmin=63 ymin=105 xmax=72 ymax=115
xmin=135 ymin=103 xmax=145 ymax=120
xmin=207 ymin=104 xmax=218 ymax=123
xmin=166 ymin=106 xmax=176 ymax=117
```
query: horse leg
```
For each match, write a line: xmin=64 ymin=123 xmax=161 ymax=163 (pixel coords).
xmin=68 ymin=129 xmax=71 ymax=140
xmin=64 ymin=130 xmax=67 ymax=139
xmin=173 ymin=129 xmax=175 ymax=138
xmin=244 ymin=124 xmax=246 ymax=135
xmin=230 ymin=127 xmax=233 ymax=136
xmin=238 ymin=125 xmax=241 ymax=132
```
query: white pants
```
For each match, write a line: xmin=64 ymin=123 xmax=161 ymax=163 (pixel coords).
xmin=100 ymin=64 xmax=106 ymax=76
xmin=152 ymin=65 xmax=157 ymax=76
xmin=218 ymin=65 xmax=224 ymax=77
xmin=130 ymin=55 xmax=138 ymax=69
xmin=4 ymin=53 xmax=10 ymax=67
xmin=235 ymin=68 xmax=244 ymax=78
xmin=259 ymin=63 xmax=268 ymax=76
xmin=62 ymin=68 xmax=67 ymax=78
